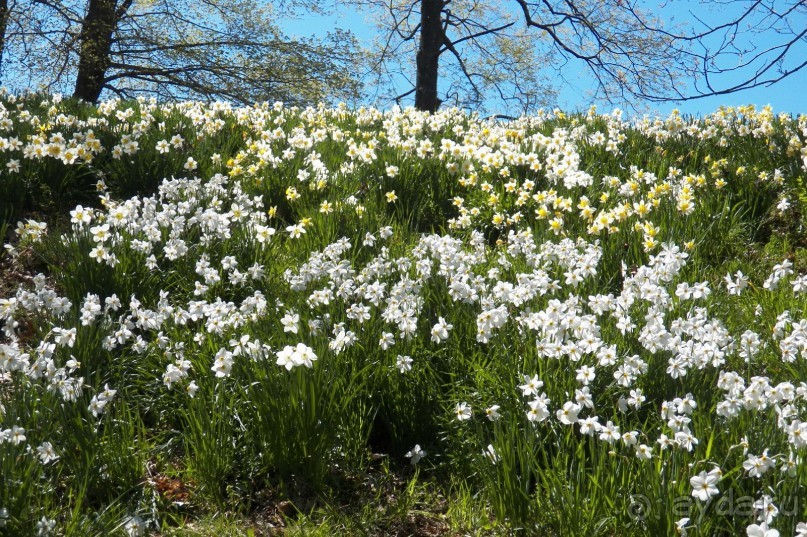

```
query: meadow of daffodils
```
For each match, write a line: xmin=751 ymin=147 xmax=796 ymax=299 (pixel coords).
xmin=2 ymin=92 xmax=807 ymax=535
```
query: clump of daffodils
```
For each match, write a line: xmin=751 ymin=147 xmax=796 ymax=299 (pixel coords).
xmin=1 ymin=96 xmax=807 ymax=532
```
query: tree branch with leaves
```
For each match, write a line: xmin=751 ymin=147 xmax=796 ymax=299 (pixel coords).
xmin=0 ymin=0 xmax=364 ymax=106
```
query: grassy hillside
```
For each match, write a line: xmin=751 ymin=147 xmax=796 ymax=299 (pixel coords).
xmin=1 ymin=92 xmax=807 ymax=536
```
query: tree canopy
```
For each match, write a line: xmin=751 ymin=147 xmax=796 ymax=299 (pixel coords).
xmin=0 ymin=0 xmax=362 ymax=105
xmin=345 ymin=0 xmax=807 ymax=114
xmin=0 ymin=0 xmax=803 ymax=113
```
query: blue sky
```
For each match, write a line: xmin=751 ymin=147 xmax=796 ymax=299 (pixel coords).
xmin=283 ymin=1 xmax=807 ymax=117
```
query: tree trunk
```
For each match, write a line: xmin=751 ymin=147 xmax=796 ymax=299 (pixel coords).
xmin=73 ymin=0 xmax=118 ymax=103
xmin=414 ymin=0 xmax=443 ymax=113
xmin=0 ymin=0 xmax=9 ymax=83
